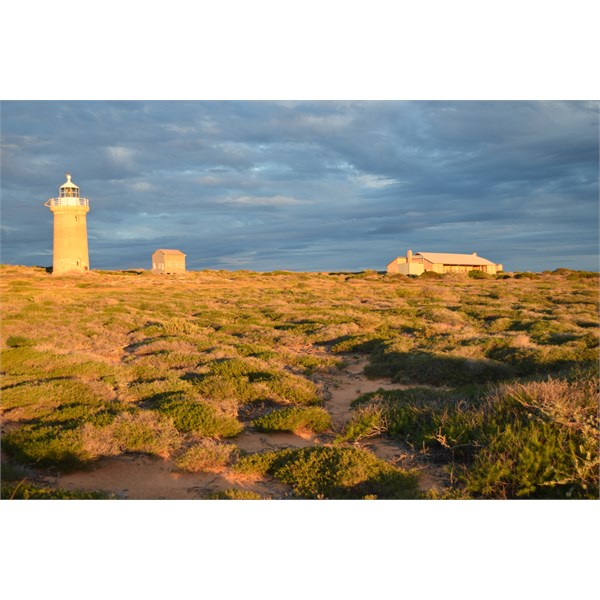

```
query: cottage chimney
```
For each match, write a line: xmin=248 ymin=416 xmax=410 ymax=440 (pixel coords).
xmin=472 ymin=252 xmax=477 ymax=256
xmin=407 ymin=249 xmax=412 ymax=263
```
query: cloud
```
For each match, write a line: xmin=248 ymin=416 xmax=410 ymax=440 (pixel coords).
xmin=129 ymin=181 xmax=157 ymax=192
xmin=218 ymin=195 xmax=311 ymax=206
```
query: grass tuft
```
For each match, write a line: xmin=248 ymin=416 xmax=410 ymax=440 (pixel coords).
xmin=175 ymin=440 xmax=238 ymax=473
xmin=252 ymin=406 xmax=332 ymax=434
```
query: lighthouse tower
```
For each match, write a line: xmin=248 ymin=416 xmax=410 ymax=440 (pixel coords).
xmin=44 ymin=174 xmax=90 ymax=274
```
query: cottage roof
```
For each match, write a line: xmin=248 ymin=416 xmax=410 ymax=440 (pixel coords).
xmin=415 ymin=252 xmax=496 ymax=266
xmin=155 ymin=249 xmax=186 ymax=256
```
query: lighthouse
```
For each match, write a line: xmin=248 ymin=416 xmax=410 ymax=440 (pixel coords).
xmin=44 ymin=173 xmax=90 ymax=274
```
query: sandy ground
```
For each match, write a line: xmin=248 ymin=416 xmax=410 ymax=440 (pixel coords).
xmin=321 ymin=356 xmax=415 ymax=428
xmin=40 ymin=355 xmax=448 ymax=499
xmin=49 ymin=454 xmax=289 ymax=500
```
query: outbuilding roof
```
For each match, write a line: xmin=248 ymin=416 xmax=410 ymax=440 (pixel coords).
xmin=154 ymin=249 xmax=186 ymax=255
xmin=415 ymin=252 xmax=497 ymax=266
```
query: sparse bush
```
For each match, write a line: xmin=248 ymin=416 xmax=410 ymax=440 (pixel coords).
xmin=468 ymin=270 xmax=488 ymax=279
xmin=349 ymin=374 xmax=599 ymax=499
xmin=460 ymin=376 xmax=599 ymax=498
xmin=175 ymin=440 xmax=238 ymax=472
xmin=566 ymin=271 xmax=598 ymax=280
xmin=206 ymin=488 xmax=264 ymax=500
xmin=365 ymin=350 xmax=513 ymax=386
xmin=109 ymin=411 xmax=181 ymax=457
xmin=252 ymin=406 xmax=332 ymax=434
xmin=2 ymin=424 xmax=89 ymax=470
xmin=1 ymin=481 xmax=115 ymax=500
xmin=486 ymin=341 xmax=597 ymax=375
xmin=337 ymin=402 xmax=389 ymax=442
xmin=150 ymin=394 xmax=243 ymax=437
xmin=6 ymin=336 xmax=36 ymax=348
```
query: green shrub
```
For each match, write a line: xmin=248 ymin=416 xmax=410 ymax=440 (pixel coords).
xmin=1 ymin=481 xmax=115 ymax=500
xmin=265 ymin=375 xmax=321 ymax=405
xmin=364 ymin=351 xmax=513 ymax=386
xmin=2 ymin=424 xmax=89 ymax=470
xmin=420 ymin=271 xmax=443 ymax=279
xmin=487 ymin=341 xmax=598 ymax=375
xmin=190 ymin=358 xmax=320 ymax=406
xmin=252 ymin=406 xmax=332 ymax=434
xmin=460 ymin=377 xmax=599 ymax=498
xmin=468 ymin=270 xmax=488 ymax=279
xmin=175 ymin=440 xmax=238 ymax=472
xmin=151 ymin=394 xmax=243 ymax=437
xmin=346 ymin=387 xmax=480 ymax=451
xmin=234 ymin=446 xmax=420 ymax=499
xmin=206 ymin=488 xmax=264 ymax=500
xmin=349 ymin=375 xmax=599 ymax=499
xmin=566 ymin=271 xmax=599 ymax=280
xmin=6 ymin=336 xmax=36 ymax=348
xmin=337 ymin=402 xmax=389 ymax=442
xmin=110 ymin=411 xmax=181 ymax=456
xmin=237 ymin=343 xmax=276 ymax=360
xmin=462 ymin=420 xmax=593 ymax=498
xmin=232 ymin=450 xmax=282 ymax=476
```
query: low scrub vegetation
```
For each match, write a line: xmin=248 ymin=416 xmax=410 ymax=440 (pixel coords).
xmin=206 ymin=488 xmax=264 ymax=500
xmin=147 ymin=393 xmax=243 ymax=437
xmin=233 ymin=446 xmax=421 ymax=499
xmin=252 ymin=406 xmax=332 ymax=434
xmin=1 ymin=265 xmax=597 ymax=499
xmin=342 ymin=370 xmax=599 ymax=498
xmin=1 ymin=480 xmax=115 ymax=500
xmin=175 ymin=439 xmax=238 ymax=473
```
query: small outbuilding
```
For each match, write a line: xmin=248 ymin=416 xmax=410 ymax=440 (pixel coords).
xmin=152 ymin=249 xmax=186 ymax=274
xmin=387 ymin=250 xmax=503 ymax=275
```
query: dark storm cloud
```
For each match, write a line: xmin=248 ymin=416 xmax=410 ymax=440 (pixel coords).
xmin=1 ymin=100 xmax=598 ymax=271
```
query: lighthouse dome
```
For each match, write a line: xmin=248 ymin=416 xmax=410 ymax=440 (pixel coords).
xmin=60 ymin=173 xmax=80 ymax=198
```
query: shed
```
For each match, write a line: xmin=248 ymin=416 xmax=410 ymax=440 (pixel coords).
xmin=152 ymin=249 xmax=186 ymax=274
xmin=387 ymin=250 xmax=503 ymax=275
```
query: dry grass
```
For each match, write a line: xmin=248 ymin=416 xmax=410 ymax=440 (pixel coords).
xmin=174 ymin=439 xmax=238 ymax=473
xmin=81 ymin=411 xmax=181 ymax=459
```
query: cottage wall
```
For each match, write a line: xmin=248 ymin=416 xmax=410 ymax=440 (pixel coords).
xmin=387 ymin=257 xmax=425 ymax=275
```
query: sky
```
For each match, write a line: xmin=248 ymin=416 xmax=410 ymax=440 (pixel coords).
xmin=1 ymin=100 xmax=598 ymax=272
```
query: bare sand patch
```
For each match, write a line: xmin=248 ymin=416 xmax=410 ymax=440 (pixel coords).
xmin=50 ymin=454 xmax=287 ymax=499
xmin=234 ymin=430 xmax=318 ymax=453
xmin=322 ymin=356 xmax=414 ymax=428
